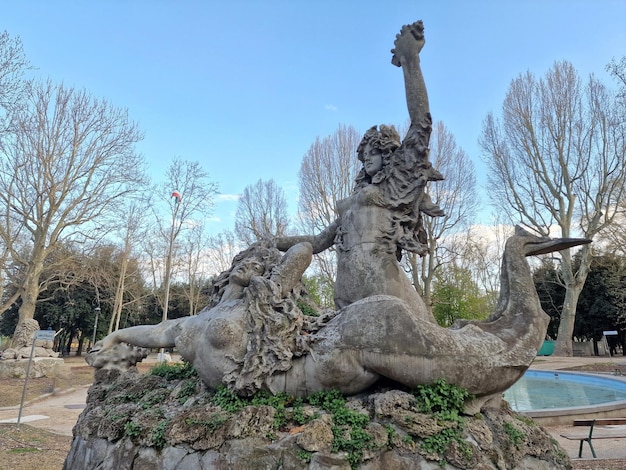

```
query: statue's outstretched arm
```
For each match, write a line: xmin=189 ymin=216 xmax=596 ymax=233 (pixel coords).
xmin=391 ymin=21 xmax=429 ymax=131
xmin=274 ymin=219 xmax=339 ymax=254
xmin=94 ymin=318 xmax=185 ymax=352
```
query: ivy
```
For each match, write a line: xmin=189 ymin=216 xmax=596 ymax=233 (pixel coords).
xmin=504 ymin=422 xmax=525 ymax=449
xmin=150 ymin=360 xmax=197 ymax=380
xmin=151 ymin=419 xmax=170 ymax=449
xmin=123 ymin=421 xmax=142 ymax=438
xmin=210 ymin=386 xmax=246 ymax=413
xmin=413 ymin=379 xmax=470 ymax=421
xmin=412 ymin=380 xmax=474 ymax=462
xmin=186 ymin=413 xmax=228 ymax=432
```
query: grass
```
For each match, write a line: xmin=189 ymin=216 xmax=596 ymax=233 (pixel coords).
xmin=0 ymin=424 xmax=72 ymax=470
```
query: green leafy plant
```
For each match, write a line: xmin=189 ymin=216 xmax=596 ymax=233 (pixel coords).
xmin=292 ymin=397 xmax=309 ymax=425
xmin=308 ymin=389 xmax=372 ymax=469
xmin=384 ymin=424 xmax=397 ymax=448
xmin=331 ymin=425 xmax=372 ymax=469
xmin=186 ymin=413 xmax=228 ymax=432
xmin=110 ymin=389 xmax=148 ymax=404
xmin=503 ymin=422 xmax=525 ymax=449
xmin=297 ymin=450 xmax=313 ymax=462
xmin=124 ymin=421 xmax=142 ymax=438
xmin=150 ymin=360 xmax=197 ymax=380
xmin=140 ymin=389 xmax=169 ymax=409
xmin=515 ymin=415 xmax=536 ymax=426
xmin=251 ymin=390 xmax=293 ymax=429
xmin=210 ymin=386 xmax=246 ymax=413
xmin=297 ymin=299 xmax=319 ymax=317
xmin=413 ymin=379 xmax=471 ymax=420
xmin=177 ymin=379 xmax=199 ymax=404
xmin=412 ymin=380 xmax=473 ymax=461
xmin=421 ymin=427 xmax=460 ymax=455
xmin=151 ymin=419 xmax=170 ymax=449
xmin=307 ymin=389 xmax=346 ymax=414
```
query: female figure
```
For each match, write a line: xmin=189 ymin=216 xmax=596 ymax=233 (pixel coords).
xmin=276 ymin=21 xmax=443 ymax=322
xmin=88 ymin=242 xmax=313 ymax=395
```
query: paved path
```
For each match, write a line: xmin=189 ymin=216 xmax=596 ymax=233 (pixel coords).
xmin=0 ymin=385 xmax=90 ymax=436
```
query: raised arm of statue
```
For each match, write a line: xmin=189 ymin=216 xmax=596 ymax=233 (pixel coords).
xmin=391 ymin=21 xmax=430 ymax=132
xmin=274 ymin=219 xmax=339 ymax=254
xmin=270 ymin=242 xmax=313 ymax=297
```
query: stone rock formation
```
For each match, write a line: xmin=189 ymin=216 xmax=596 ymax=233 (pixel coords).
xmin=64 ymin=368 xmax=571 ymax=470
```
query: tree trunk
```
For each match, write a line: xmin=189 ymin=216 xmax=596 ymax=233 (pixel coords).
xmin=109 ymin=240 xmax=130 ymax=333
xmin=64 ymin=331 xmax=75 ymax=356
xmin=14 ymin=246 xmax=45 ymax=339
xmin=76 ymin=333 xmax=85 ymax=356
xmin=17 ymin=274 xmax=40 ymax=323
xmin=13 ymin=272 xmax=42 ymax=345
xmin=553 ymin=283 xmax=584 ymax=356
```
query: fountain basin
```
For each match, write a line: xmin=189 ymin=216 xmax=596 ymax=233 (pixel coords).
xmin=504 ymin=369 xmax=626 ymax=425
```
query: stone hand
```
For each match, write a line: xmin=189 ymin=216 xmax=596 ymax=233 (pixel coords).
xmin=86 ymin=337 xmax=148 ymax=370
xmin=88 ymin=338 xmax=115 ymax=355
xmin=391 ymin=20 xmax=425 ymax=67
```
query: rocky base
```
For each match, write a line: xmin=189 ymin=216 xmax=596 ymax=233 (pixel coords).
xmin=64 ymin=369 xmax=572 ymax=470
xmin=0 ymin=357 xmax=64 ymax=379
xmin=1 ymin=345 xmax=59 ymax=360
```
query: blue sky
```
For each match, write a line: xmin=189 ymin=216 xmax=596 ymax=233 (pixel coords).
xmin=4 ymin=1 xmax=626 ymax=234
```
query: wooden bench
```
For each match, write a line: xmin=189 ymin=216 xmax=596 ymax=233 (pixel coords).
xmin=560 ymin=418 xmax=626 ymax=458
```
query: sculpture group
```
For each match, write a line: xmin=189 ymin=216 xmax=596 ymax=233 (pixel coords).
xmin=88 ymin=21 xmax=589 ymax=407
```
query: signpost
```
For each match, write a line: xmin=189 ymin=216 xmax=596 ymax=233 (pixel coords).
xmin=16 ymin=330 xmax=56 ymax=428
xmin=603 ymin=330 xmax=618 ymax=359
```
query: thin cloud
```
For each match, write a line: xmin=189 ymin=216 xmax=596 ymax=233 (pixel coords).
xmin=325 ymin=104 xmax=338 ymax=112
xmin=217 ymin=193 xmax=241 ymax=202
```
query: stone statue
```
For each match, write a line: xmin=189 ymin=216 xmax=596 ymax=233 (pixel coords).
xmin=87 ymin=21 xmax=590 ymax=408
xmin=276 ymin=21 xmax=443 ymax=321
xmin=89 ymin=242 xmax=315 ymax=396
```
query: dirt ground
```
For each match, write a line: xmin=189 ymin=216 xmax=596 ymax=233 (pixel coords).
xmin=1 ymin=355 xmax=626 ymax=469
xmin=0 ymin=355 xmax=152 ymax=470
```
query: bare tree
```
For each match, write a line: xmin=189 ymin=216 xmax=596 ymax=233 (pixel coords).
xmin=0 ymin=80 xmax=145 ymax=337
xmin=179 ymin=221 xmax=211 ymax=316
xmin=108 ymin=199 xmax=150 ymax=333
xmin=607 ymin=56 xmax=626 ymax=98
xmin=481 ymin=61 xmax=626 ymax=356
xmin=458 ymin=223 xmax=509 ymax=312
xmin=406 ymin=121 xmax=478 ymax=310
xmin=297 ymin=124 xmax=362 ymax=285
xmin=0 ymin=32 xmax=30 ymax=308
xmin=234 ymin=178 xmax=290 ymax=245
xmin=150 ymin=157 xmax=218 ymax=321
xmin=0 ymin=31 xmax=30 ymax=130
xmin=206 ymin=229 xmax=240 ymax=275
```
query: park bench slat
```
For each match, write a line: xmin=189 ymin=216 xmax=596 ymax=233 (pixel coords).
xmin=560 ymin=418 xmax=626 ymax=458
xmin=572 ymin=418 xmax=626 ymax=427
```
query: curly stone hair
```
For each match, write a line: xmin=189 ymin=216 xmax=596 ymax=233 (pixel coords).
xmin=354 ymin=125 xmax=401 ymax=188
xmin=206 ymin=244 xmax=283 ymax=308
xmin=351 ymin=116 xmax=443 ymax=258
